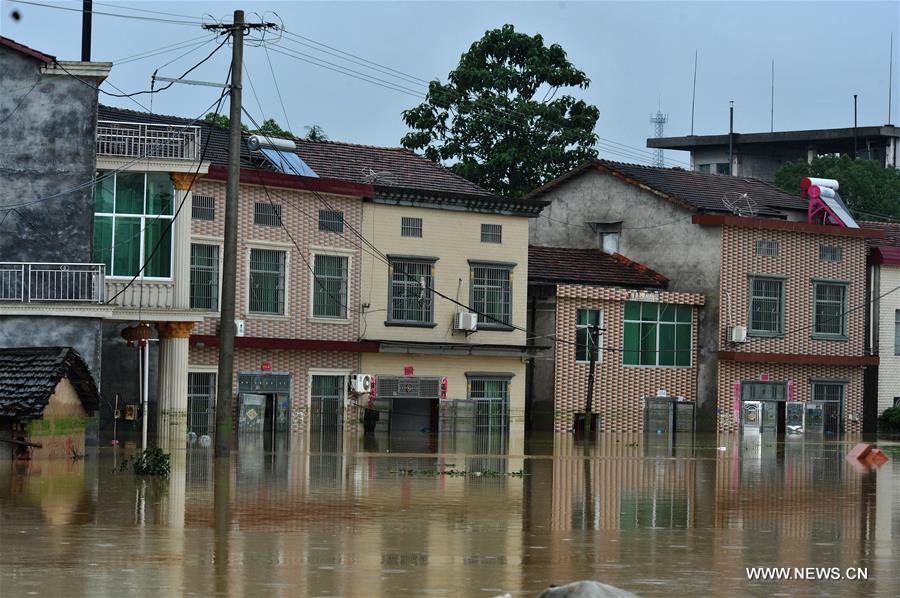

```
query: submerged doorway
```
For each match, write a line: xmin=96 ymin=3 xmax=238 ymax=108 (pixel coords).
xmin=237 ymin=372 xmax=292 ymax=440
xmin=740 ymin=381 xmax=786 ymax=434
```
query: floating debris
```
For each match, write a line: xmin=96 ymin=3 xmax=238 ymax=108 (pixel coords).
xmin=390 ymin=468 xmax=525 ymax=478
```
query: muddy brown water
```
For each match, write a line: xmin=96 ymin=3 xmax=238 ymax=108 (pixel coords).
xmin=1 ymin=432 xmax=898 ymax=597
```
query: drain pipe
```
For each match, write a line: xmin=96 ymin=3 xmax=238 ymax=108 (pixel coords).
xmin=141 ymin=339 xmax=149 ymax=450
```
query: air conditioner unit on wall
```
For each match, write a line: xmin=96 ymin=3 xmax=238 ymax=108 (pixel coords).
xmin=729 ymin=325 xmax=748 ymax=343
xmin=454 ymin=312 xmax=478 ymax=332
xmin=349 ymin=374 xmax=373 ymax=394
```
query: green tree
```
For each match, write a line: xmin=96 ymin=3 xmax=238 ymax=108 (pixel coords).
xmin=304 ymin=124 xmax=328 ymax=141
xmin=256 ymin=118 xmax=293 ymax=138
xmin=401 ymin=24 xmax=600 ymax=197
xmin=203 ymin=112 xmax=248 ymax=132
xmin=774 ymin=156 xmax=900 ymax=221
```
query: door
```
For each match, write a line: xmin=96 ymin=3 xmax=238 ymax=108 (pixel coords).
xmin=786 ymin=402 xmax=804 ymax=434
xmin=310 ymin=374 xmax=343 ymax=431
xmin=742 ymin=401 xmax=761 ymax=431
xmin=823 ymin=401 xmax=841 ymax=436
xmin=239 ymin=393 xmax=267 ymax=433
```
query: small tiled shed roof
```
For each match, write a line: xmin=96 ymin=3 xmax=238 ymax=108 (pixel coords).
xmin=0 ymin=36 xmax=55 ymax=63
xmin=528 ymin=246 xmax=668 ymax=289
xmin=0 ymin=347 xmax=100 ymax=419
xmin=860 ymin=220 xmax=900 ymax=264
xmin=97 ymin=105 xmax=495 ymax=198
xmin=526 ymin=159 xmax=808 ymax=217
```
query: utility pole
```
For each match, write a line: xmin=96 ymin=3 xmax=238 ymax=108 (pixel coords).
xmin=728 ymin=101 xmax=734 ymax=175
xmin=81 ymin=1 xmax=92 ymax=62
xmin=853 ymin=94 xmax=858 ymax=160
xmin=203 ymin=11 xmax=274 ymax=459
xmin=582 ymin=323 xmax=601 ymax=440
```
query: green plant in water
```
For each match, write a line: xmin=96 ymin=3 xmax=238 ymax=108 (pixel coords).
xmin=879 ymin=406 xmax=900 ymax=433
xmin=116 ymin=448 xmax=171 ymax=477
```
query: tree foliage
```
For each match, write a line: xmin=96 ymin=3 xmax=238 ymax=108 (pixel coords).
xmin=305 ymin=124 xmax=328 ymax=141
xmin=401 ymin=24 xmax=600 ymax=197
xmin=774 ymin=156 xmax=900 ymax=221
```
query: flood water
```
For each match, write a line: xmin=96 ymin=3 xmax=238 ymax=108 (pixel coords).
xmin=1 ymin=432 xmax=898 ymax=597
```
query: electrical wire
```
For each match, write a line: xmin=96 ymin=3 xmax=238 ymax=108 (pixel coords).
xmin=111 ymin=35 xmax=213 ymax=65
xmin=8 ymin=0 xmax=203 ymax=26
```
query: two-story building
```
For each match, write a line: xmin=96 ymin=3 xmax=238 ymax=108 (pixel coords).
xmin=527 ymin=160 xmax=879 ymax=434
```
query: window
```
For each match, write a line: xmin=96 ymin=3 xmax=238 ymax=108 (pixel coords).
xmin=754 ymin=240 xmax=779 ymax=257
xmin=481 ymin=224 xmax=502 ymax=244
xmin=697 ymin=164 xmax=711 ymax=174
xmin=623 ymin=302 xmax=693 ymax=367
xmin=192 ymin=194 xmax=215 ymax=220
xmin=310 ymin=374 xmax=344 ymax=430
xmin=813 ymin=382 xmax=844 ymax=403
xmin=401 ymin=217 xmax=422 ymax=238
xmin=593 ymin=222 xmax=622 ymax=253
xmin=388 ymin=258 xmax=434 ymax=324
xmin=93 ymin=171 xmax=174 ymax=278
xmin=254 ymin=202 xmax=282 ymax=227
xmin=312 ymin=254 xmax=348 ymax=319
xmin=813 ymin=281 xmax=847 ymax=337
xmin=249 ymin=248 xmax=286 ymax=314
xmin=190 ymin=243 xmax=219 ymax=310
xmin=820 ymin=245 xmax=843 ymax=262
xmin=468 ymin=376 xmax=510 ymax=431
xmin=471 ymin=263 xmax=512 ymax=328
xmin=894 ymin=397 xmax=900 ymax=408
xmin=575 ymin=309 xmax=603 ymax=362
xmin=715 ymin=162 xmax=730 ymax=175
xmin=749 ymin=276 xmax=784 ymax=335
xmin=187 ymin=372 xmax=215 ymax=436
xmin=318 ymin=210 xmax=344 ymax=233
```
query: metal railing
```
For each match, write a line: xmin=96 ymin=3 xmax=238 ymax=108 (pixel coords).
xmin=0 ymin=263 xmax=106 ymax=303
xmin=96 ymin=120 xmax=201 ymax=161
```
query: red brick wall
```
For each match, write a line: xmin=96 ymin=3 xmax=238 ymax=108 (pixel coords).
xmin=190 ymin=179 xmax=362 ymax=343
xmin=553 ymin=285 xmax=704 ymax=432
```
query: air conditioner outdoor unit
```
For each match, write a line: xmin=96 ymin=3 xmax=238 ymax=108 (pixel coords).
xmin=454 ymin=312 xmax=478 ymax=332
xmin=349 ymin=374 xmax=373 ymax=394
xmin=729 ymin=325 xmax=748 ymax=343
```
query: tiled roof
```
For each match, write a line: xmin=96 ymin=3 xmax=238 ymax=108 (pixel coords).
xmin=859 ymin=220 xmax=900 ymax=247
xmin=0 ymin=347 xmax=100 ymax=419
xmin=526 ymin=159 xmax=809 ymax=217
xmin=97 ymin=105 xmax=494 ymax=198
xmin=0 ymin=35 xmax=55 ymax=63
xmin=528 ymin=245 xmax=668 ymax=289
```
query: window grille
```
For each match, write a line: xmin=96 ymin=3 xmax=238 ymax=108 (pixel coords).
xmin=468 ymin=377 xmax=510 ymax=431
xmin=812 ymin=382 xmax=844 ymax=403
xmin=622 ymin=302 xmax=692 ymax=367
xmin=190 ymin=243 xmax=219 ymax=310
xmin=310 ymin=375 xmax=343 ymax=430
xmin=318 ymin=210 xmax=344 ymax=233
xmin=187 ymin=372 xmax=215 ymax=436
xmin=754 ymin=240 xmax=779 ymax=257
xmin=249 ymin=248 xmax=286 ymax=314
xmin=389 ymin=259 xmax=434 ymax=323
xmin=471 ymin=264 xmax=512 ymax=327
xmin=481 ymin=223 xmax=502 ymax=243
xmin=749 ymin=277 xmax=784 ymax=334
xmin=820 ymin=245 xmax=843 ymax=262
xmin=191 ymin=194 xmax=215 ymax=220
xmin=313 ymin=254 xmax=348 ymax=318
xmin=254 ymin=202 xmax=282 ymax=227
xmin=813 ymin=282 xmax=847 ymax=336
xmin=575 ymin=309 xmax=602 ymax=362
xmin=401 ymin=217 xmax=423 ymax=238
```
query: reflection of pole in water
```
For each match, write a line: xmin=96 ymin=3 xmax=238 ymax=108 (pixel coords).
xmin=214 ymin=456 xmax=230 ymax=596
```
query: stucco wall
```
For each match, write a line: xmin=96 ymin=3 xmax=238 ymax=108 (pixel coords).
xmin=876 ymin=264 xmax=900 ymax=414
xmin=529 ymin=169 xmax=722 ymax=429
xmin=99 ymin=322 xmax=159 ymax=442
xmin=360 ymin=202 xmax=529 ymax=347
xmin=0 ymin=316 xmax=102 ymax=378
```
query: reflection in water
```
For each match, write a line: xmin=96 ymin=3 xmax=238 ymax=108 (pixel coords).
xmin=0 ymin=432 xmax=897 ymax=596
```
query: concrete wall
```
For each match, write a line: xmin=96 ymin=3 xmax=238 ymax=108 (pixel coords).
xmin=99 ymin=322 xmax=159 ymax=443
xmin=527 ymin=289 xmax=558 ymax=432
xmin=0 ymin=316 xmax=102 ymax=377
xmin=529 ymin=169 xmax=722 ymax=429
xmin=876 ymin=264 xmax=900 ymax=415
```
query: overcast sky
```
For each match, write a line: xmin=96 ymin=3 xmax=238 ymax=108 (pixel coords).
xmin=2 ymin=1 xmax=898 ymax=167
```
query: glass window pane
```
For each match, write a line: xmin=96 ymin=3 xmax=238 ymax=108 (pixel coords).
xmin=313 ymin=255 xmax=347 ymax=318
xmin=92 ymin=216 xmax=113 ymax=270
xmin=641 ymin=302 xmax=658 ymax=321
xmin=658 ymin=323 xmax=675 ymax=366
xmin=115 ymin=172 xmax=144 ymax=214
xmin=144 ymin=219 xmax=172 ymax=277
xmin=675 ymin=323 xmax=691 ymax=366
xmin=640 ymin=322 xmax=657 ymax=365
xmin=112 ymin=217 xmax=141 ymax=276
xmin=623 ymin=322 xmax=640 ymax=365
xmin=95 ymin=173 xmax=114 ymax=213
xmin=658 ymin=304 xmax=676 ymax=322
xmin=624 ymin=301 xmax=641 ymax=320
xmin=146 ymin=172 xmax=173 ymax=215
xmin=249 ymin=249 xmax=285 ymax=314
xmin=676 ymin=305 xmax=692 ymax=323
xmin=190 ymin=243 xmax=218 ymax=310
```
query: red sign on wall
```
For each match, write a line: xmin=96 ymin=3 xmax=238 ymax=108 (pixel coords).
xmin=403 ymin=365 xmax=414 ymax=376
xmin=261 ymin=361 xmax=272 ymax=371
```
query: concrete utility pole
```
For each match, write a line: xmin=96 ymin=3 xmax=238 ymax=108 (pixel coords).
xmin=81 ymin=1 xmax=92 ymax=62
xmin=728 ymin=101 xmax=734 ymax=175
xmin=203 ymin=11 xmax=274 ymax=459
xmin=583 ymin=323 xmax=601 ymax=440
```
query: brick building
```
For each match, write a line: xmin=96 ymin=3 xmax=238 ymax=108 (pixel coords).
xmin=527 ymin=246 xmax=704 ymax=432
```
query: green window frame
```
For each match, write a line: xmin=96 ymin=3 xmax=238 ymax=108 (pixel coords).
xmin=622 ymin=302 xmax=692 ymax=367
xmin=93 ymin=171 xmax=174 ymax=278
xmin=575 ymin=309 xmax=603 ymax=363
xmin=312 ymin=254 xmax=348 ymax=319
xmin=749 ymin=276 xmax=784 ymax=335
xmin=388 ymin=258 xmax=434 ymax=324
xmin=189 ymin=243 xmax=219 ymax=310
xmin=812 ymin=281 xmax=848 ymax=338
xmin=248 ymin=248 xmax=286 ymax=315
xmin=470 ymin=262 xmax=512 ymax=329
xmin=467 ymin=375 xmax=510 ymax=431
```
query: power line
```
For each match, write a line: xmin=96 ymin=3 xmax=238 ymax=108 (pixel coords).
xmin=111 ymin=34 xmax=213 ymax=64
xmin=8 ymin=0 xmax=202 ymax=26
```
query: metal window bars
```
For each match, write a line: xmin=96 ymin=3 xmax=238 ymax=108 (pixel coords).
xmin=0 ymin=263 xmax=106 ymax=303
xmin=253 ymin=202 xmax=282 ymax=227
xmin=814 ymin=283 xmax=846 ymax=335
xmin=389 ymin=259 xmax=433 ymax=323
xmin=192 ymin=195 xmax=216 ymax=220
xmin=249 ymin=249 xmax=285 ymax=314
xmin=313 ymin=255 xmax=348 ymax=318
xmin=187 ymin=372 xmax=216 ymax=437
xmin=481 ymin=223 xmax=502 ymax=243
xmin=190 ymin=244 xmax=219 ymax=310
xmin=750 ymin=277 xmax=783 ymax=333
xmin=401 ymin=217 xmax=423 ymax=238
xmin=318 ymin=210 xmax=344 ymax=233
xmin=472 ymin=265 xmax=511 ymax=326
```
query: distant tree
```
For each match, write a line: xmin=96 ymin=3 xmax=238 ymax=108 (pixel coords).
xmin=256 ymin=118 xmax=293 ymax=138
xmin=401 ymin=24 xmax=600 ymax=197
xmin=774 ymin=156 xmax=900 ymax=221
xmin=203 ymin=112 xmax=248 ymax=132
xmin=305 ymin=124 xmax=328 ymax=141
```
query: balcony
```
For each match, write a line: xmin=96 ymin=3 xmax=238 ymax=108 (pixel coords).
xmin=96 ymin=120 xmax=201 ymax=161
xmin=0 ymin=263 xmax=106 ymax=303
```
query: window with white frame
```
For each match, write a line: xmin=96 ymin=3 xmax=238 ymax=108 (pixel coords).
xmin=575 ymin=309 xmax=603 ymax=362
xmin=812 ymin=281 xmax=848 ymax=338
xmin=249 ymin=248 xmax=286 ymax=315
xmin=401 ymin=217 xmax=423 ymax=238
xmin=481 ymin=223 xmax=502 ymax=243
xmin=190 ymin=243 xmax=219 ymax=310
xmin=93 ymin=171 xmax=174 ymax=278
xmin=470 ymin=262 xmax=512 ymax=328
xmin=749 ymin=276 xmax=784 ymax=335
xmin=622 ymin=302 xmax=692 ymax=367
xmin=388 ymin=258 xmax=434 ymax=324
xmin=191 ymin=194 xmax=215 ymax=220
xmin=468 ymin=376 xmax=510 ymax=431
xmin=312 ymin=254 xmax=348 ymax=319
xmin=254 ymin=202 xmax=282 ymax=227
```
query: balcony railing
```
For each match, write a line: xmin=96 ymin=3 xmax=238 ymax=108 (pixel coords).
xmin=96 ymin=120 xmax=201 ymax=161
xmin=0 ymin=263 xmax=106 ymax=303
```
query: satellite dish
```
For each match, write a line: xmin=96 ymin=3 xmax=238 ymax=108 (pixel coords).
xmin=361 ymin=168 xmax=397 ymax=185
xmin=722 ymin=192 xmax=757 ymax=217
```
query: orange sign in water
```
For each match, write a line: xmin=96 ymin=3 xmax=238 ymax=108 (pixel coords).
xmin=403 ymin=365 xmax=414 ymax=376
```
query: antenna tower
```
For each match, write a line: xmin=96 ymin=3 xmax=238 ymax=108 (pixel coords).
xmin=650 ymin=109 xmax=668 ymax=167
